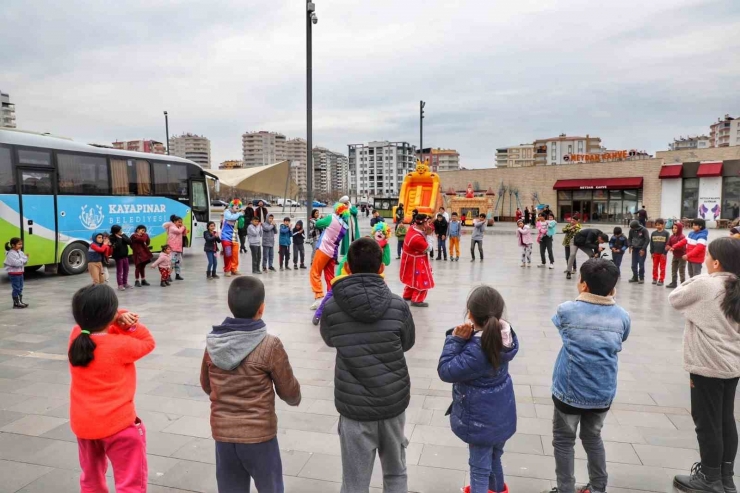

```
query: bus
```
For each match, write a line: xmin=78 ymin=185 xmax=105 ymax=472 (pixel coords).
xmin=373 ymin=197 xmax=399 ymax=220
xmin=0 ymin=129 xmax=215 ymax=275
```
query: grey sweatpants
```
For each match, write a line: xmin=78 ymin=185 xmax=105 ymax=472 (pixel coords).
xmin=338 ymin=412 xmax=408 ymax=493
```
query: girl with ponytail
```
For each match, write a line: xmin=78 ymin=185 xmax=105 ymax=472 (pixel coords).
xmin=670 ymin=237 xmax=740 ymax=493
xmin=437 ymin=285 xmax=519 ymax=493
xmin=67 ymin=284 xmax=156 ymax=491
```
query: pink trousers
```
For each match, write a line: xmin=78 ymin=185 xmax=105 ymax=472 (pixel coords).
xmin=77 ymin=418 xmax=148 ymax=493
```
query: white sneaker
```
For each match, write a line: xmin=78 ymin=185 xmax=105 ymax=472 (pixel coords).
xmin=520 ymin=263 xmax=525 ymax=267
xmin=310 ymin=298 xmax=323 ymax=310
xmin=549 ymin=264 xmax=555 ymax=269
xmin=527 ymin=263 xmax=532 ymax=267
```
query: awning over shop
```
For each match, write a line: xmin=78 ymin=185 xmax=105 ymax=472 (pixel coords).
xmin=696 ymin=161 xmax=723 ymax=177
xmin=552 ymin=177 xmax=643 ymax=190
xmin=207 ymin=160 xmax=299 ymax=197
xmin=659 ymin=165 xmax=683 ymax=179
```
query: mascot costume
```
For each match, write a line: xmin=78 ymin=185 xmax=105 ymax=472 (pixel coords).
xmin=339 ymin=196 xmax=360 ymax=258
xmin=310 ymin=199 xmax=351 ymax=309
xmin=220 ymin=199 xmax=244 ymax=276
xmin=399 ymin=213 xmax=435 ymax=306
xmin=312 ymin=221 xmax=392 ymax=325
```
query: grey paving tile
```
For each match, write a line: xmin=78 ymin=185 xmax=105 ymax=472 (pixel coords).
xmin=407 ymin=464 xmax=467 ymax=492
xmin=633 ymin=444 xmax=700 ymax=468
xmin=297 ymin=452 xmax=343 ymax=482
xmin=147 ymin=430 xmax=200 ymax=457
xmin=612 ymin=410 xmax=676 ymax=430
xmin=161 ymin=416 xmax=212 ymax=439
xmin=277 ymin=410 xmax=338 ymax=433
xmin=0 ymin=410 xmax=24 ymax=428
xmin=12 ymin=381 xmax=70 ymax=400
xmin=418 ymin=444 xmax=470 ymax=471
xmin=5 ymin=396 xmax=66 ymax=414
xmin=14 ymin=468 xmax=80 ymax=493
xmin=541 ymin=437 xmax=642 ymax=465
xmin=283 ymin=475 xmax=341 ymax=493
xmin=0 ymin=459 xmax=53 ymax=493
xmin=0 ymin=433 xmax=54 ymax=462
xmin=148 ymin=459 xmax=218 ymax=493
xmin=39 ymin=422 xmax=76 ymax=442
xmin=0 ymin=415 xmax=68 ymax=436
xmin=0 ymin=391 xmax=31 ymax=410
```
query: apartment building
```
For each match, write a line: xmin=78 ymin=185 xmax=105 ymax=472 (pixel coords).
xmin=495 ymin=144 xmax=535 ymax=168
xmin=169 ymin=133 xmax=211 ymax=168
xmin=312 ymin=147 xmax=348 ymax=196
xmin=285 ymin=138 xmax=308 ymax=193
xmin=347 ymin=141 xmax=417 ymax=196
xmin=219 ymin=160 xmax=243 ymax=169
xmin=710 ymin=115 xmax=740 ymax=148
xmin=416 ymin=148 xmax=461 ymax=172
xmin=534 ymin=134 xmax=602 ymax=165
xmin=669 ymin=136 xmax=710 ymax=151
xmin=111 ymin=139 xmax=166 ymax=154
xmin=1 ymin=91 xmax=15 ymax=128
xmin=241 ymin=131 xmax=287 ymax=167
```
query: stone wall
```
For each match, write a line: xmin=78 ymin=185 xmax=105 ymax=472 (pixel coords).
xmin=438 ymin=158 xmax=665 ymax=216
xmin=657 ymin=147 xmax=740 ymax=163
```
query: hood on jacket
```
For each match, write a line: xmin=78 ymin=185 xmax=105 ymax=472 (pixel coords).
xmin=91 ymin=231 xmax=105 ymax=244
xmin=331 ymin=274 xmax=392 ymax=323
xmin=629 ymin=220 xmax=641 ymax=230
xmin=674 ymin=222 xmax=684 ymax=236
xmin=295 ymin=220 xmax=303 ymax=228
xmin=206 ymin=318 xmax=267 ymax=370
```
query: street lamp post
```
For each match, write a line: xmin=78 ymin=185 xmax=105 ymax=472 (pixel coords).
xmin=306 ymin=2 xmax=317 ymax=223
xmin=420 ymin=101 xmax=425 ymax=163
xmin=163 ymin=111 xmax=170 ymax=155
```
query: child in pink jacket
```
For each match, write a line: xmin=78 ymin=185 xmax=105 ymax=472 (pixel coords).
xmin=516 ymin=219 xmax=533 ymax=267
xmin=163 ymin=215 xmax=188 ymax=281
xmin=150 ymin=245 xmax=173 ymax=287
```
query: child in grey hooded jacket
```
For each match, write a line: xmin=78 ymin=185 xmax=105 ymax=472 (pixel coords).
xmin=261 ymin=215 xmax=276 ymax=271
xmin=471 ymin=213 xmax=486 ymax=261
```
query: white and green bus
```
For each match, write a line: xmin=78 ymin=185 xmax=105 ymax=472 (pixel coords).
xmin=0 ymin=129 xmax=215 ymax=274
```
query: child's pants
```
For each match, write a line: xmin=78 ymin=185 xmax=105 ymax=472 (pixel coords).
xmin=250 ymin=245 xmax=262 ymax=273
xmin=565 ymin=246 xmax=577 ymax=272
xmin=651 ymin=253 xmax=667 ymax=282
xmin=468 ymin=442 xmax=506 ymax=493
xmin=215 ymin=437 xmax=284 ymax=493
xmin=206 ymin=251 xmax=218 ymax=275
xmin=9 ymin=275 xmax=23 ymax=298
xmin=310 ymin=250 xmax=336 ymax=299
xmin=688 ymin=261 xmax=703 ymax=278
xmin=77 ymin=419 xmax=147 ymax=493
xmin=471 ymin=239 xmax=484 ymax=259
xmin=631 ymin=249 xmax=646 ymax=280
xmin=521 ymin=244 xmax=532 ymax=264
xmin=293 ymin=243 xmax=305 ymax=266
xmin=539 ymin=236 xmax=554 ymax=265
xmin=552 ymin=408 xmax=607 ymax=493
xmin=115 ymin=258 xmax=129 ymax=286
xmin=436 ymin=236 xmax=447 ymax=259
xmin=262 ymin=246 xmax=274 ymax=269
xmin=171 ymin=251 xmax=182 ymax=275
xmin=279 ymin=245 xmax=291 ymax=268
xmin=613 ymin=253 xmax=624 ymax=270
xmin=158 ymin=267 xmax=170 ymax=282
xmin=689 ymin=373 xmax=739 ymax=469
xmin=671 ymin=256 xmax=687 ymax=284
xmin=134 ymin=262 xmax=147 ymax=280
xmin=397 ymin=240 xmax=404 ymax=258
xmin=402 ymin=285 xmax=428 ymax=303
xmin=88 ymin=262 xmax=105 ymax=284
xmin=338 ymin=413 xmax=408 ymax=493
xmin=449 ymin=236 xmax=460 ymax=258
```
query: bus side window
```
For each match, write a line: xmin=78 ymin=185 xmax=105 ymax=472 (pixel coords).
xmin=58 ymin=153 xmax=109 ymax=195
xmin=0 ymin=147 xmax=15 ymax=193
xmin=110 ymin=159 xmax=150 ymax=196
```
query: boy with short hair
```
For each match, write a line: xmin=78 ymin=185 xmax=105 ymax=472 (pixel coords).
xmin=627 ymin=220 xmax=649 ymax=284
xmin=665 ymin=222 xmax=686 ymax=288
xmin=597 ymin=233 xmax=612 ymax=261
xmin=370 ymin=210 xmax=384 ymax=227
xmin=609 ymin=227 xmax=628 ymax=271
xmin=550 ymin=259 xmax=631 ymax=493
xmin=684 ymin=218 xmax=709 ymax=278
xmin=320 ymin=238 xmax=415 ymax=493
xmin=649 ymin=218 xmax=670 ymax=286
xmin=247 ymin=216 xmax=262 ymax=275
xmin=262 ymin=215 xmax=276 ymax=272
xmin=471 ymin=213 xmax=486 ymax=262
xmin=201 ymin=276 xmax=301 ymax=493
xmin=448 ymin=212 xmax=461 ymax=261
xmin=433 ymin=212 xmax=449 ymax=261
xmin=394 ymin=221 xmax=407 ymax=260
xmin=279 ymin=217 xmax=292 ymax=270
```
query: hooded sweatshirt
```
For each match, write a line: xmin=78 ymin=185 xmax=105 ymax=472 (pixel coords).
xmin=200 ymin=317 xmax=301 ymax=444
xmin=261 ymin=221 xmax=276 ymax=247
xmin=87 ymin=233 xmax=108 ymax=263
xmin=667 ymin=222 xmax=687 ymax=257
xmin=628 ymin=220 xmax=650 ymax=250
xmin=292 ymin=221 xmax=305 ymax=245
xmin=279 ymin=223 xmax=292 ymax=247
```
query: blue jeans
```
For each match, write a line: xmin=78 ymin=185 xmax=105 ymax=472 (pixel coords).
xmin=631 ymin=249 xmax=646 ymax=279
xmin=553 ymin=407 xmax=608 ymax=493
xmin=436 ymin=236 xmax=447 ymax=259
xmin=397 ymin=239 xmax=404 ymax=258
xmin=205 ymin=250 xmax=217 ymax=274
xmin=468 ymin=442 xmax=506 ymax=493
xmin=10 ymin=275 xmax=23 ymax=298
xmin=262 ymin=246 xmax=274 ymax=268
xmin=216 ymin=437 xmax=283 ymax=493
xmin=613 ymin=252 xmax=624 ymax=270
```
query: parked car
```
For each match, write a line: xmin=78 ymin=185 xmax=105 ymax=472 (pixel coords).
xmin=277 ymin=198 xmax=300 ymax=207
xmin=251 ymin=199 xmax=272 ymax=207
xmin=211 ymin=199 xmax=228 ymax=208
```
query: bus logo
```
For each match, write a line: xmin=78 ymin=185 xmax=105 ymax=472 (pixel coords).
xmin=79 ymin=205 xmax=105 ymax=230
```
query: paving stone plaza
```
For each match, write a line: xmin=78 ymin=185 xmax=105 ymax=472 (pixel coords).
xmin=0 ymin=223 xmax=733 ymax=493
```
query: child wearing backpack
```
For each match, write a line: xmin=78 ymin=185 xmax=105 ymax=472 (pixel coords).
xmin=438 ymin=285 xmax=519 ymax=493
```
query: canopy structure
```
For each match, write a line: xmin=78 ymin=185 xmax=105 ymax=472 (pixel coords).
xmin=207 ymin=160 xmax=299 ymax=197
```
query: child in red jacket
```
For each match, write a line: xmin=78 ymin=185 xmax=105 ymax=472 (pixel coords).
xmin=68 ymin=284 xmax=155 ymax=493
xmin=673 ymin=218 xmax=709 ymax=278
xmin=665 ymin=221 xmax=687 ymax=288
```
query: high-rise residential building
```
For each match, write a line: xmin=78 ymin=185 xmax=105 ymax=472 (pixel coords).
xmin=709 ymin=115 xmax=740 ymax=147
xmin=416 ymin=148 xmax=461 ymax=172
xmin=495 ymin=144 xmax=535 ymax=168
xmin=168 ymin=133 xmax=211 ymax=168
xmin=1 ymin=90 xmax=16 ymax=128
xmin=347 ymin=141 xmax=417 ymax=197
xmin=112 ymin=139 xmax=166 ymax=154
xmin=285 ymin=138 xmax=308 ymax=194
xmin=241 ymin=131 xmax=287 ymax=167
xmin=311 ymin=147 xmax=348 ymax=197
xmin=219 ymin=160 xmax=243 ymax=169
xmin=533 ymin=134 xmax=602 ymax=165
xmin=330 ymin=152 xmax=349 ymax=194
xmin=669 ymin=136 xmax=710 ymax=151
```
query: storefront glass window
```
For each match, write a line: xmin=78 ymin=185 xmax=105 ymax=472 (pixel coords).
xmin=573 ymin=190 xmax=592 ymax=200
xmin=608 ymin=200 xmax=622 ymax=222
xmin=682 ymin=178 xmax=700 ymax=219
xmin=722 ymin=176 xmax=740 ymax=220
xmin=558 ymin=191 xmax=572 ymax=201
xmin=609 ymin=190 xmax=622 ymax=199
xmin=593 ymin=190 xmax=608 ymax=200
xmin=592 ymin=201 xmax=607 ymax=221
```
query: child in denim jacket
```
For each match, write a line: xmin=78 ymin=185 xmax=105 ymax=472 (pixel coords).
xmin=549 ymin=258 xmax=631 ymax=493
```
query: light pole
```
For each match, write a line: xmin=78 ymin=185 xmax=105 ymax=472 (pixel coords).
xmin=420 ymin=101 xmax=425 ymax=163
xmin=306 ymin=1 xmax=317 ymax=222
xmin=163 ymin=111 xmax=170 ymax=155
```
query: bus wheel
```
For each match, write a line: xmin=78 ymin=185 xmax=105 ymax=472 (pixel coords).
xmin=60 ymin=243 xmax=88 ymax=275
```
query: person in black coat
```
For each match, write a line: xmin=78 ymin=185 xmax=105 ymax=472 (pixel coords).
xmin=566 ymin=228 xmax=603 ymax=279
xmin=433 ymin=213 xmax=449 ymax=261
xmin=109 ymin=225 xmax=132 ymax=290
xmin=320 ymin=238 xmax=415 ymax=492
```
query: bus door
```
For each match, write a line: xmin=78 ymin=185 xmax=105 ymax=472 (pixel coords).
xmin=190 ymin=179 xmax=209 ymax=242
xmin=17 ymin=166 xmax=57 ymax=265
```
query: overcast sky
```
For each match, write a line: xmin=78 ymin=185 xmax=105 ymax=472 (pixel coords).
xmin=3 ymin=0 xmax=739 ymax=168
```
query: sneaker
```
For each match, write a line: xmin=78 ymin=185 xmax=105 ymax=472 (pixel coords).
xmin=411 ymin=301 xmax=429 ymax=307
xmin=135 ymin=280 xmax=142 ymax=287
xmin=638 ymin=279 xmax=645 ymax=284
xmin=269 ymin=267 xmax=276 ymax=272
xmin=224 ymin=272 xmax=232 ymax=277
xmin=293 ymin=265 xmax=298 ymax=269
xmin=165 ymin=281 xmax=171 ymax=286
xmin=456 ymin=257 xmax=460 ymax=261
xmin=628 ymin=277 xmax=638 ymax=283
xmin=124 ymin=284 xmax=133 ymax=289
xmin=160 ymin=281 xmax=167 ymax=287
xmin=577 ymin=484 xmax=605 ymax=493
xmin=674 ymin=463 xmax=724 ymax=493
xmin=470 ymin=258 xmax=476 ymax=262
xmin=286 ymin=266 xmax=292 ymax=270
xmin=396 ymin=256 xmax=401 ymax=260
xmin=657 ymin=281 xmax=664 ymax=286
xmin=666 ymin=282 xmax=677 ymax=288
xmin=280 ymin=267 xmax=284 ymax=271
xmin=167 ymin=276 xmax=172 ymax=283
xmin=118 ymin=285 xmax=126 ymax=291
xmin=310 ymin=298 xmax=323 ymax=310
xmin=549 ymin=264 xmax=554 ymax=269
xmin=480 ymin=258 xmax=484 ymax=262
xmin=232 ymin=271 xmax=242 ymax=276
xmin=141 ymin=280 xmax=150 ymax=286
xmin=175 ymin=274 xmax=184 ymax=281
xmin=312 ymin=315 xmax=320 ymax=326
xmin=211 ymin=274 xmax=220 ymax=279
xmin=300 ymin=265 xmax=307 ymax=269
xmin=566 ymin=272 xmax=572 ymax=280
xmin=527 ymin=263 xmax=531 ymax=267
xmin=652 ymin=279 xmax=658 ymax=285
xmin=252 ymin=270 xmax=262 ymax=275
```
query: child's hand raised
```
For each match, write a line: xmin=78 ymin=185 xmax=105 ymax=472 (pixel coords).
xmin=117 ymin=312 xmax=139 ymax=327
xmin=452 ymin=322 xmax=474 ymax=340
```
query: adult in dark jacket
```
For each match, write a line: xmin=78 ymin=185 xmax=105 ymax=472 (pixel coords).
xmin=254 ymin=201 xmax=269 ymax=224
xmin=395 ymin=203 xmax=405 ymax=224
xmin=320 ymin=238 xmax=415 ymax=493
xmin=627 ymin=219 xmax=649 ymax=283
xmin=433 ymin=214 xmax=449 ymax=261
xmin=566 ymin=228 xmax=602 ymax=279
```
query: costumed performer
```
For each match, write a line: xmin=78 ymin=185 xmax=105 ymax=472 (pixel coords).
xmin=310 ymin=200 xmax=350 ymax=309
xmin=312 ymin=221 xmax=392 ymax=325
xmin=338 ymin=195 xmax=360 ymax=258
xmin=220 ymin=199 xmax=244 ymax=277
xmin=400 ymin=213 xmax=435 ymax=307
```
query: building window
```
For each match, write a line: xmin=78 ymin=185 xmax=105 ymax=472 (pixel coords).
xmin=153 ymin=162 xmax=188 ymax=196
xmin=57 ymin=153 xmax=110 ymax=195
xmin=682 ymin=178 xmax=700 ymax=219
xmin=0 ymin=147 xmax=15 ymax=193
xmin=722 ymin=177 xmax=740 ymax=220
xmin=578 ymin=142 xmax=584 ymax=152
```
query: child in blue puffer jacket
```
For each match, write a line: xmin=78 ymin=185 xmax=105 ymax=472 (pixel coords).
xmin=438 ymin=285 xmax=518 ymax=493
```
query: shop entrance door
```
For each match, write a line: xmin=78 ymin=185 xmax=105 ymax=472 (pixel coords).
xmin=573 ymin=200 xmax=592 ymax=222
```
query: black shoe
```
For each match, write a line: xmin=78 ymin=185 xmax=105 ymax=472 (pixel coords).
xmin=252 ymin=270 xmax=262 ymax=275
xmin=396 ymin=256 xmax=401 ymax=260
xmin=657 ymin=281 xmax=664 ymax=286
xmin=471 ymin=258 xmax=475 ymax=262
xmin=638 ymin=279 xmax=645 ymax=284
xmin=666 ymin=282 xmax=677 ymax=288
xmin=211 ymin=273 xmax=220 ymax=279
xmin=566 ymin=272 xmax=572 ymax=280
xmin=628 ymin=277 xmax=639 ymax=283
xmin=269 ymin=267 xmax=276 ymax=271
xmin=160 ymin=281 xmax=167 ymax=287
xmin=279 ymin=266 xmax=283 ymax=271
xmin=286 ymin=266 xmax=292 ymax=270
xmin=402 ymin=297 xmax=412 ymax=302
xmin=410 ymin=301 xmax=429 ymax=307
xmin=165 ymin=281 xmax=171 ymax=286
xmin=12 ymin=297 xmax=26 ymax=309
xmin=312 ymin=316 xmax=320 ymax=326
xmin=674 ymin=463 xmax=724 ymax=493
xmin=167 ymin=276 xmax=172 ymax=283
xmin=300 ymin=265 xmax=307 ymax=269
xmin=723 ymin=462 xmax=736 ymax=493
xmin=141 ymin=279 xmax=150 ymax=286
xmin=18 ymin=296 xmax=28 ymax=308
xmin=206 ymin=273 xmax=212 ymax=280
xmin=135 ymin=280 xmax=142 ymax=287
xmin=175 ymin=274 xmax=184 ymax=281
